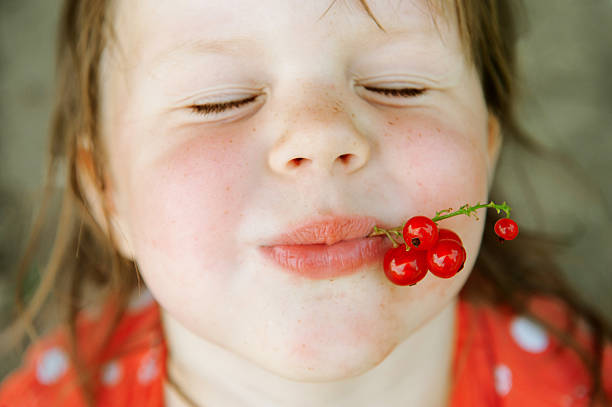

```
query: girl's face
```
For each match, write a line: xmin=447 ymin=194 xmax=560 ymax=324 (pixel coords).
xmin=99 ymin=0 xmax=501 ymax=380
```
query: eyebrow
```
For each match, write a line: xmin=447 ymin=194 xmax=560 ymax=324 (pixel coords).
xmin=153 ymin=37 xmax=260 ymax=64
xmin=151 ymin=28 xmax=445 ymax=71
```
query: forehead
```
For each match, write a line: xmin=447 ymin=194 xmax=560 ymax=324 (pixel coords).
xmin=114 ymin=0 xmax=447 ymax=29
xmin=107 ymin=0 xmax=460 ymax=67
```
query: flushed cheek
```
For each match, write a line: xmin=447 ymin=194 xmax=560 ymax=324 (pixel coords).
xmin=126 ymin=131 xmax=251 ymax=283
xmin=382 ymin=120 xmax=488 ymax=210
xmin=381 ymin=120 xmax=488 ymax=299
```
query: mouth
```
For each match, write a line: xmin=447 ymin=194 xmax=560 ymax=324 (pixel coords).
xmin=258 ymin=215 xmax=394 ymax=279
xmin=258 ymin=236 xmax=392 ymax=279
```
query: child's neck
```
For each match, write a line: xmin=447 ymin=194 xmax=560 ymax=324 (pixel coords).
xmin=162 ymin=298 xmax=458 ymax=407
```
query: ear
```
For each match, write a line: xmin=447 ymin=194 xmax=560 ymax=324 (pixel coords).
xmin=486 ymin=112 xmax=503 ymax=190
xmin=76 ymin=138 xmax=135 ymax=260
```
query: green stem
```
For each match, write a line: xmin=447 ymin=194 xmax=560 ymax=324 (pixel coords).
xmin=367 ymin=201 xmax=512 ymax=242
xmin=431 ymin=200 xmax=511 ymax=222
xmin=372 ymin=225 xmax=402 ymax=248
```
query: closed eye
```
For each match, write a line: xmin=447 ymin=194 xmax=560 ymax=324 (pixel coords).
xmin=188 ymin=95 xmax=259 ymax=116
xmin=188 ymin=87 xmax=426 ymax=116
xmin=362 ymin=86 xmax=427 ymax=97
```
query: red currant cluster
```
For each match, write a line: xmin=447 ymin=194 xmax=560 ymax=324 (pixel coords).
xmin=368 ymin=201 xmax=519 ymax=286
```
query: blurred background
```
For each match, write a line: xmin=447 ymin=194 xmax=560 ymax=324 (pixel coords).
xmin=1 ymin=0 xmax=611 ymax=380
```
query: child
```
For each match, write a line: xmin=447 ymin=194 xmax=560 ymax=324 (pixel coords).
xmin=1 ymin=0 xmax=611 ymax=406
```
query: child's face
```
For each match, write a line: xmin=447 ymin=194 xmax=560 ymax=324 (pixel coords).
xmin=99 ymin=0 xmax=501 ymax=380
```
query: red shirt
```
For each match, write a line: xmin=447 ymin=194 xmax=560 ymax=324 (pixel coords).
xmin=1 ymin=291 xmax=611 ymax=406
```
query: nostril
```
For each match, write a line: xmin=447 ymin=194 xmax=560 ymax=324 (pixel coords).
xmin=289 ymin=157 xmax=307 ymax=168
xmin=287 ymin=154 xmax=354 ymax=171
xmin=339 ymin=154 xmax=352 ymax=164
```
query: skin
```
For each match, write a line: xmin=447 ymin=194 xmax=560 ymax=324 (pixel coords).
xmin=80 ymin=0 xmax=503 ymax=405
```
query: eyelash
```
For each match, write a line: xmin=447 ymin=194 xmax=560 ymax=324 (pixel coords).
xmin=188 ymin=87 xmax=427 ymax=116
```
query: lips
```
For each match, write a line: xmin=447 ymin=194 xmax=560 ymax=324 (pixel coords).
xmin=258 ymin=215 xmax=394 ymax=279
xmin=262 ymin=215 xmax=383 ymax=246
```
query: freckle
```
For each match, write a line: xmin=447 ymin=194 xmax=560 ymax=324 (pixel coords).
xmin=252 ymin=128 xmax=256 ymax=132
xmin=351 ymin=113 xmax=355 ymax=118
xmin=436 ymin=128 xmax=440 ymax=132
xmin=223 ymin=210 xmax=229 ymax=215
xmin=225 ymin=186 xmax=230 ymax=191
xmin=387 ymin=121 xmax=394 ymax=125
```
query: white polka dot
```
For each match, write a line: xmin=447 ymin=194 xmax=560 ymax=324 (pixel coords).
xmin=573 ymin=384 xmax=587 ymax=398
xmin=137 ymin=353 xmax=158 ymax=384
xmin=493 ymin=364 xmax=512 ymax=396
xmin=36 ymin=347 xmax=69 ymax=385
xmin=560 ymin=394 xmax=574 ymax=407
xmin=101 ymin=361 xmax=122 ymax=386
xmin=510 ymin=316 xmax=549 ymax=353
xmin=128 ymin=288 xmax=155 ymax=312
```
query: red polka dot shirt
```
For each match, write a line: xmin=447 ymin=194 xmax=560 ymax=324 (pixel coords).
xmin=1 ymin=291 xmax=611 ymax=406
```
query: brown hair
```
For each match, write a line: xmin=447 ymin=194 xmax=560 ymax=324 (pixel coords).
xmin=2 ymin=0 xmax=611 ymax=405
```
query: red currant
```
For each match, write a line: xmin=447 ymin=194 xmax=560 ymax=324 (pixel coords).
xmin=494 ymin=218 xmax=519 ymax=241
xmin=383 ymin=244 xmax=428 ymax=286
xmin=403 ymin=216 xmax=439 ymax=251
xmin=438 ymin=228 xmax=462 ymax=246
xmin=426 ymin=239 xmax=466 ymax=278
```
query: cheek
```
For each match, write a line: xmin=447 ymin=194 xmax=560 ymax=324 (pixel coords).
xmin=382 ymin=117 xmax=489 ymax=300
xmin=382 ymin=118 xmax=488 ymax=210
xmin=125 ymin=130 xmax=250 ymax=281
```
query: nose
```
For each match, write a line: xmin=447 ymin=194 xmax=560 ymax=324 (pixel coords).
xmin=267 ymin=97 xmax=371 ymax=177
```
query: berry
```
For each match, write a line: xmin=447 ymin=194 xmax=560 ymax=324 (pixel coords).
xmin=426 ymin=239 xmax=466 ymax=278
xmin=438 ymin=228 xmax=462 ymax=245
xmin=494 ymin=218 xmax=519 ymax=241
xmin=383 ymin=244 xmax=428 ymax=286
xmin=403 ymin=216 xmax=439 ymax=251
xmin=371 ymin=201 xmax=517 ymax=285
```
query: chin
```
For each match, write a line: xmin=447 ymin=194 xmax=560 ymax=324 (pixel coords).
xmin=250 ymin=336 xmax=398 ymax=383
